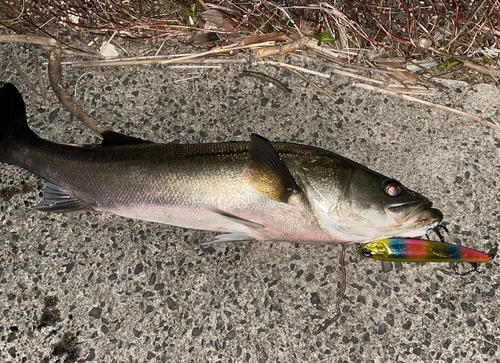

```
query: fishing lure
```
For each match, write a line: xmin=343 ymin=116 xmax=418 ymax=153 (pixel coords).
xmin=359 ymin=238 xmax=491 ymax=263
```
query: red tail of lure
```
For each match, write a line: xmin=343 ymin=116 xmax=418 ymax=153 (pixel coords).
xmin=359 ymin=238 xmax=491 ymax=263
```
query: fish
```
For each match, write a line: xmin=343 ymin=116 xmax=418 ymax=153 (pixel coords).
xmin=0 ymin=82 xmax=443 ymax=243
xmin=358 ymin=238 xmax=491 ymax=262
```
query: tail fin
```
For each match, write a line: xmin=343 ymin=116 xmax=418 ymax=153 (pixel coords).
xmin=0 ymin=83 xmax=37 ymax=163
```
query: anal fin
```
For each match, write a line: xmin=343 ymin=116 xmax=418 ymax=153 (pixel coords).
xmin=34 ymin=183 xmax=91 ymax=213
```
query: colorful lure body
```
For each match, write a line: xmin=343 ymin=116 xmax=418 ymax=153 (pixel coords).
xmin=359 ymin=238 xmax=491 ymax=263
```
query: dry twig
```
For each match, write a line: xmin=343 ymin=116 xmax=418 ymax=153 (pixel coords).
xmin=462 ymin=60 xmax=500 ymax=78
xmin=354 ymin=83 xmax=500 ymax=132
xmin=385 ymin=85 xmax=436 ymax=95
xmin=257 ymin=59 xmax=385 ymax=85
xmin=289 ymin=69 xmax=337 ymax=103
xmin=315 ymin=243 xmax=348 ymax=334
xmin=68 ymin=57 xmax=246 ymax=68
xmin=31 ymin=45 xmax=47 ymax=103
xmin=0 ymin=34 xmax=57 ymax=47
xmin=237 ymin=32 xmax=287 ymax=46
xmin=429 ymin=47 xmax=500 ymax=78
xmin=48 ymin=48 xmax=110 ymax=136
xmin=10 ymin=46 xmax=41 ymax=102
xmin=255 ymin=60 xmax=331 ymax=78
xmin=242 ymin=70 xmax=292 ymax=96
xmin=256 ymin=37 xmax=308 ymax=58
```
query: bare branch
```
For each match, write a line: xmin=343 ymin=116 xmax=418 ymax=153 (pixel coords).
xmin=354 ymin=83 xmax=500 ymax=132
xmin=48 ymin=48 xmax=110 ymax=136
xmin=0 ymin=34 xmax=57 ymax=47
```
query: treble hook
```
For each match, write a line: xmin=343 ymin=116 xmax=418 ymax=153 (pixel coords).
xmin=426 ymin=224 xmax=449 ymax=243
xmin=453 ymin=262 xmax=482 ymax=276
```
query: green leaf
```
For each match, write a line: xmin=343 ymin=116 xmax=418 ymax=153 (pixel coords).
xmin=258 ymin=15 xmax=266 ymax=28
xmin=441 ymin=59 xmax=460 ymax=69
xmin=314 ymin=29 xmax=334 ymax=46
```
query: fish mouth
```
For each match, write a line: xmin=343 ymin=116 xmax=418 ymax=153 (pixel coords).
xmin=387 ymin=200 xmax=443 ymax=228
xmin=414 ymin=206 xmax=443 ymax=227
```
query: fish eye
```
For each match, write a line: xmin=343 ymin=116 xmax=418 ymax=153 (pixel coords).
xmin=384 ymin=182 xmax=402 ymax=197
xmin=362 ymin=248 xmax=372 ymax=257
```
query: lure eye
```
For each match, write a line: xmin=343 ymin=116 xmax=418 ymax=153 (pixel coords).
xmin=362 ymin=248 xmax=372 ymax=257
xmin=384 ymin=182 xmax=402 ymax=197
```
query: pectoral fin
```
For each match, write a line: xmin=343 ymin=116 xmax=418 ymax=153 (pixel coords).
xmin=34 ymin=183 xmax=91 ymax=212
xmin=201 ymin=205 xmax=263 ymax=243
xmin=208 ymin=234 xmax=255 ymax=243
xmin=202 ymin=204 xmax=264 ymax=230
xmin=249 ymin=134 xmax=301 ymax=203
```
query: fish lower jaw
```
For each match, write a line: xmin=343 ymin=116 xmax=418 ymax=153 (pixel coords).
xmin=393 ymin=223 xmax=440 ymax=238
xmin=348 ymin=223 xmax=441 ymax=243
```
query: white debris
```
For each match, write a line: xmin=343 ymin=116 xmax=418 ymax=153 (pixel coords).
xmin=468 ymin=44 xmax=500 ymax=58
xmin=68 ymin=13 xmax=79 ymax=24
xmin=406 ymin=59 xmax=439 ymax=72
xmin=99 ymin=41 xmax=119 ymax=58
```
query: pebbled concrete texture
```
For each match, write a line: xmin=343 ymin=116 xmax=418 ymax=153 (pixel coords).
xmin=0 ymin=42 xmax=499 ymax=363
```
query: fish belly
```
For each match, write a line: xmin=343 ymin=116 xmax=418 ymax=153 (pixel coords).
xmin=108 ymin=204 xmax=257 ymax=235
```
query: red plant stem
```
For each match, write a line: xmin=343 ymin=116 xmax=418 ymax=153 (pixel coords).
xmin=429 ymin=1 xmax=439 ymax=34
xmin=358 ymin=1 xmax=412 ymax=44
xmin=222 ymin=0 xmax=268 ymax=44
xmin=396 ymin=0 xmax=412 ymax=38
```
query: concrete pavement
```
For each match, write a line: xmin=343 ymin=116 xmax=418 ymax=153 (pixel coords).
xmin=1 ymin=43 xmax=499 ymax=362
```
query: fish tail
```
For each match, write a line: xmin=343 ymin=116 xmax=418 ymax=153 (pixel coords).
xmin=0 ymin=83 xmax=38 ymax=164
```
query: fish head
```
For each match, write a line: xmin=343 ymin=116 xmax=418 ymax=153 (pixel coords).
xmin=297 ymin=157 xmax=443 ymax=242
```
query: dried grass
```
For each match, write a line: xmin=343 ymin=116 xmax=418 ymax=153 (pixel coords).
xmin=1 ymin=1 xmax=499 ymax=66
xmin=1 ymin=1 xmax=500 ymax=132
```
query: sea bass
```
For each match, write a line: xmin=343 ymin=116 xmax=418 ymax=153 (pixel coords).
xmin=0 ymin=83 xmax=442 ymax=243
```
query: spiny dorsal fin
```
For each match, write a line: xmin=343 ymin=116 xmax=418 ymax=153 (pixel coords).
xmin=34 ymin=183 xmax=91 ymax=213
xmin=249 ymin=134 xmax=301 ymax=203
xmin=101 ymin=131 xmax=154 ymax=146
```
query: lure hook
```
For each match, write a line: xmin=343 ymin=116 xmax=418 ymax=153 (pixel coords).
xmin=426 ymin=224 xmax=449 ymax=243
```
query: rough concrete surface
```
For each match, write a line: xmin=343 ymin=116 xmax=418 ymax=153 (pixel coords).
xmin=0 ymin=43 xmax=499 ymax=363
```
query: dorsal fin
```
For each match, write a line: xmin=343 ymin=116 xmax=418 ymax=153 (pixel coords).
xmin=101 ymin=131 xmax=154 ymax=146
xmin=248 ymin=134 xmax=301 ymax=203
